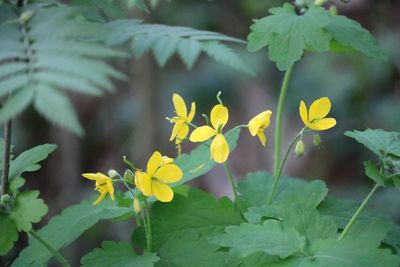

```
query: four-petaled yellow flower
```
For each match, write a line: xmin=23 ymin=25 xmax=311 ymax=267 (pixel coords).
xmin=82 ymin=172 xmax=115 ymax=205
xmin=168 ymin=93 xmax=196 ymax=144
xmin=248 ymin=110 xmax=272 ymax=146
xmin=135 ymin=151 xmax=183 ymax=202
xmin=299 ymin=97 xmax=336 ymax=131
xmin=189 ymin=104 xmax=230 ymax=163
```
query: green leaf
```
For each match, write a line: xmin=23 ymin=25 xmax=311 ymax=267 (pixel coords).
xmin=132 ymin=188 xmax=244 ymax=250
xmin=156 ymin=230 xmax=226 ymax=267
xmin=247 ymin=4 xmax=331 ymax=71
xmin=9 ymin=177 xmax=25 ymax=194
xmin=0 ymin=88 xmax=34 ymax=123
xmin=364 ymin=160 xmax=385 ymax=185
xmin=81 ymin=241 xmax=159 ymax=267
xmin=10 ymin=190 xmax=48 ymax=232
xmin=345 ymin=129 xmax=400 ymax=158
xmin=12 ymin=199 xmax=131 ymax=267
xmin=9 ymin=143 xmax=57 ymax=180
xmin=172 ymin=128 xmax=240 ymax=186
xmin=325 ymin=15 xmax=387 ymax=60
xmin=34 ymin=84 xmax=84 ymax=136
xmin=210 ymin=220 xmax=305 ymax=260
xmin=0 ymin=214 xmax=18 ymax=256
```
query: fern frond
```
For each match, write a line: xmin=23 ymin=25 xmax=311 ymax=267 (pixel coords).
xmin=0 ymin=5 xmax=126 ymax=135
xmin=106 ymin=20 xmax=254 ymax=74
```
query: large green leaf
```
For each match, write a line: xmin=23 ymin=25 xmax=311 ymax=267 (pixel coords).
xmin=132 ymin=188 xmax=244 ymax=250
xmin=12 ymin=199 xmax=131 ymax=267
xmin=156 ymin=230 xmax=226 ymax=267
xmin=0 ymin=214 xmax=18 ymax=256
xmin=81 ymin=241 xmax=159 ymax=267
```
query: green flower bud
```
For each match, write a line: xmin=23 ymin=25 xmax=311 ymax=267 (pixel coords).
xmin=124 ymin=169 xmax=134 ymax=183
xmin=20 ymin=10 xmax=35 ymax=23
xmin=108 ymin=169 xmax=119 ymax=179
xmin=313 ymin=134 xmax=322 ymax=146
xmin=133 ymin=198 xmax=141 ymax=214
xmin=295 ymin=140 xmax=305 ymax=158
xmin=314 ymin=0 xmax=325 ymax=6
xmin=329 ymin=5 xmax=338 ymax=16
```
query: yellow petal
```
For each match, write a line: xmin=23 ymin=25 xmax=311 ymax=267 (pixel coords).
xmin=106 ymin=179 xmax=115 ymax=201
xmin=187 ymin=102 xmax=196 ymax=123
xmin=210 ymin=133 xmax=229 ymax=163
xmin=173 ymin=93 xmax=187 ymax=118
xmin=82 ymin=172 xmax=109 ymax=182
xmin=176 ymin=124 xmax=189 ymax=144
xmin=309 ymin=97 xmax=331 ymax=122
xmin=257 ymin=131 xmax=267 ymax=146
xmin=189 ymin=126 xmax=216 ymax=142
xmin=154 ymin=164 xmax=183 ymax=183
xmin=152 ymin=181 xmax=174 ymax=202
xmin=299 ymin=101 xmax=309 ymax=125
xmin=210 ymin=104 xmax=229 ymax=130
xmin=161 ymin=156 xmax=174 ymax=165
xmin=147 ymin=151 xmax=163 ymax=176
xmin=309 ymin=118 xmax=337 ymax=131
xmin=136 ymin=171 xmax=152 ymax=196
xmin=93 ymin=191 xmax=107 ymax=205
xmin=248 ymin=110 xmax=272 ymax=136
xmin=169 ymin=119 xmax=185 ymax=141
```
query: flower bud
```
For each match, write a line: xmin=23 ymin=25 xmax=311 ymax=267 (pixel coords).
xmin=313 ymin=134 xmax=322 ymax=146
xmin=295 ymin=140 xmax=305 ymax=158
xmin=124 ymin=170 xmax=134 ymax=183
xmin=20 ymin=10 xmax=35 ymax=23
xmin=329 ymin=5 xmax=338 ymax=16
xmin=314 ymin=0 xmax=325 ymax=6
xmin=108 ymin=169 xmax=119 ymax=179
xmin=133 ymin=198 xmax=141 ymax=214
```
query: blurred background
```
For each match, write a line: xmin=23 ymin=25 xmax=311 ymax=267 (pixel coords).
xmin=6 ymin=0 xmax=400 ymax=265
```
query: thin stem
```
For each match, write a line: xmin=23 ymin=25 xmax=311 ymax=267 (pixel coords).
xmin=143 ymin=199 xmax=152 ymax=252
xmin=338 ymin=183 xmax=380 ymax=240
xmin=273 ymin=65 xmax=294 ymax=177
xmin=216 ymin=91 xmax=223 ymax=105
xmin=29 ymin=230 xmax=70 ymax=267
xmin=223 ymin=162 xmax=238 ymax=199
xmin=267 ymin=129 xmax=303 ymax=204
xmin=1 ymin=120 xmax=11 ymax=196
xmin=225 ymin=124 xmax=247 ymax=138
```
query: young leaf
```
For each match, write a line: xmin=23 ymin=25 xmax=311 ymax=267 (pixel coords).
xmin=209 ymin=220 xmax=306 ymax=259
xmin=12 ymin=199 xmax=131 ymax=267
xmin=364 ymin=160 xmax=385 ymax=186
xmin=81 ymin=241 xmax=159 ymax=267
xmin=157 ymin=230 xmax=226 ymax=267
xmin=247 ymin=4 xmax=331 ymax=71
xmin=0 ymin=214 xmax=18 ymax=256
xmin=10 ymin=190 xmax=48 ymax=232
xmin=132 ymin=188 xmax=244 ymax=250
xmin=9 ymin=144 xmax=57 ymax=180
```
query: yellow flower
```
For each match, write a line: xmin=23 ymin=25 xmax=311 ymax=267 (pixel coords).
xmin=248 ymin=110 xmax=272 ymax=146
xmin=82 ymin=172 xmax=115 ymax=205
xmin=299 ymin=97 xmax=337 ymax=131
xmin=168 ymin=93 xmax=196 ymax=144
xmin=189 ymin=104 xmax=229 ymax=163
xmin=134 ymin=151 xmax=183 ymax=202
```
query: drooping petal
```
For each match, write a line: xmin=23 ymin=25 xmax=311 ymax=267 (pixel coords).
xmin=309 ymin=118 xmax=337 ymax=131
xmin=154 ymin=164 xmax=183 ymax=183
xmin=152 ymin=181 xmax=174 ymax=202
xmin=136 ymin=171 xmax=152 ymax=196
xmin=106 ymin=179 xmax=115 ymax=201
xmin=259 ymin=110 xmax=272 ymax=128
xmin=147 ymin=151 xmax=163 ymax=176
xmin=93 ymin=191 xmax=107 ymax=205
xmin=248 ymin=110 xmax=272 ymax=136
xmin=187 ymin=102 xmax=196 ymax=122
xmin=299 ymin=101 xmax=309 ymax=125
xmin=210 ymin=133 xmax=229 ymax=163
xmin=82 ymin=172 xmax=109 ymax=182
xmin=173 ymin=93 xmax=187 ymax=118
xmin=189 ymin=126 xmax=216 ymax=142
xmin=257 ymin=131 xmax=267 ymax=147
xmin=309 ymin=97 xmax=331 ymax=122
xmin=210 ymin=104 xmax=229 ymax=130
xmin=176 ymin=124 xmax=189 ymax=144
xmin=169 ymin=119 xmax=185 ymax=141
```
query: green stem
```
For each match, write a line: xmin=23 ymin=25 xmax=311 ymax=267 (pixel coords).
xmin=273 ymin=65 xmax=294 ymax=177
xmin=143 ymin=199 xmax=152 ymax=252
xmin=223 ymin=162 xmax=238 ymax=199
xmin=29 ymin=230 xmax=70 ymax=267
xmin=338 ymin=183 xmax=380 ymax=240
xmin=268 ymin=129 xmax=303 ymax=204
xmin=226 ymin=124 xmax=247 ymax=138
xmin=0 ymin=120 xmax=11 ymax=196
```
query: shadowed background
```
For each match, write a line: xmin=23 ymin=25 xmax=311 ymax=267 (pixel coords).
xmin=5 ymin=0 xmax=400 ymax=265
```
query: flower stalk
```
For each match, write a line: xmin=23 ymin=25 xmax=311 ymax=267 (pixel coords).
xmin=143 ymin=199 xmax=152 ymax=252
xmin=0 ymin=120 xmax=12 ymax=196
xmin=223 ymin=162 xmax=238 ymax=198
